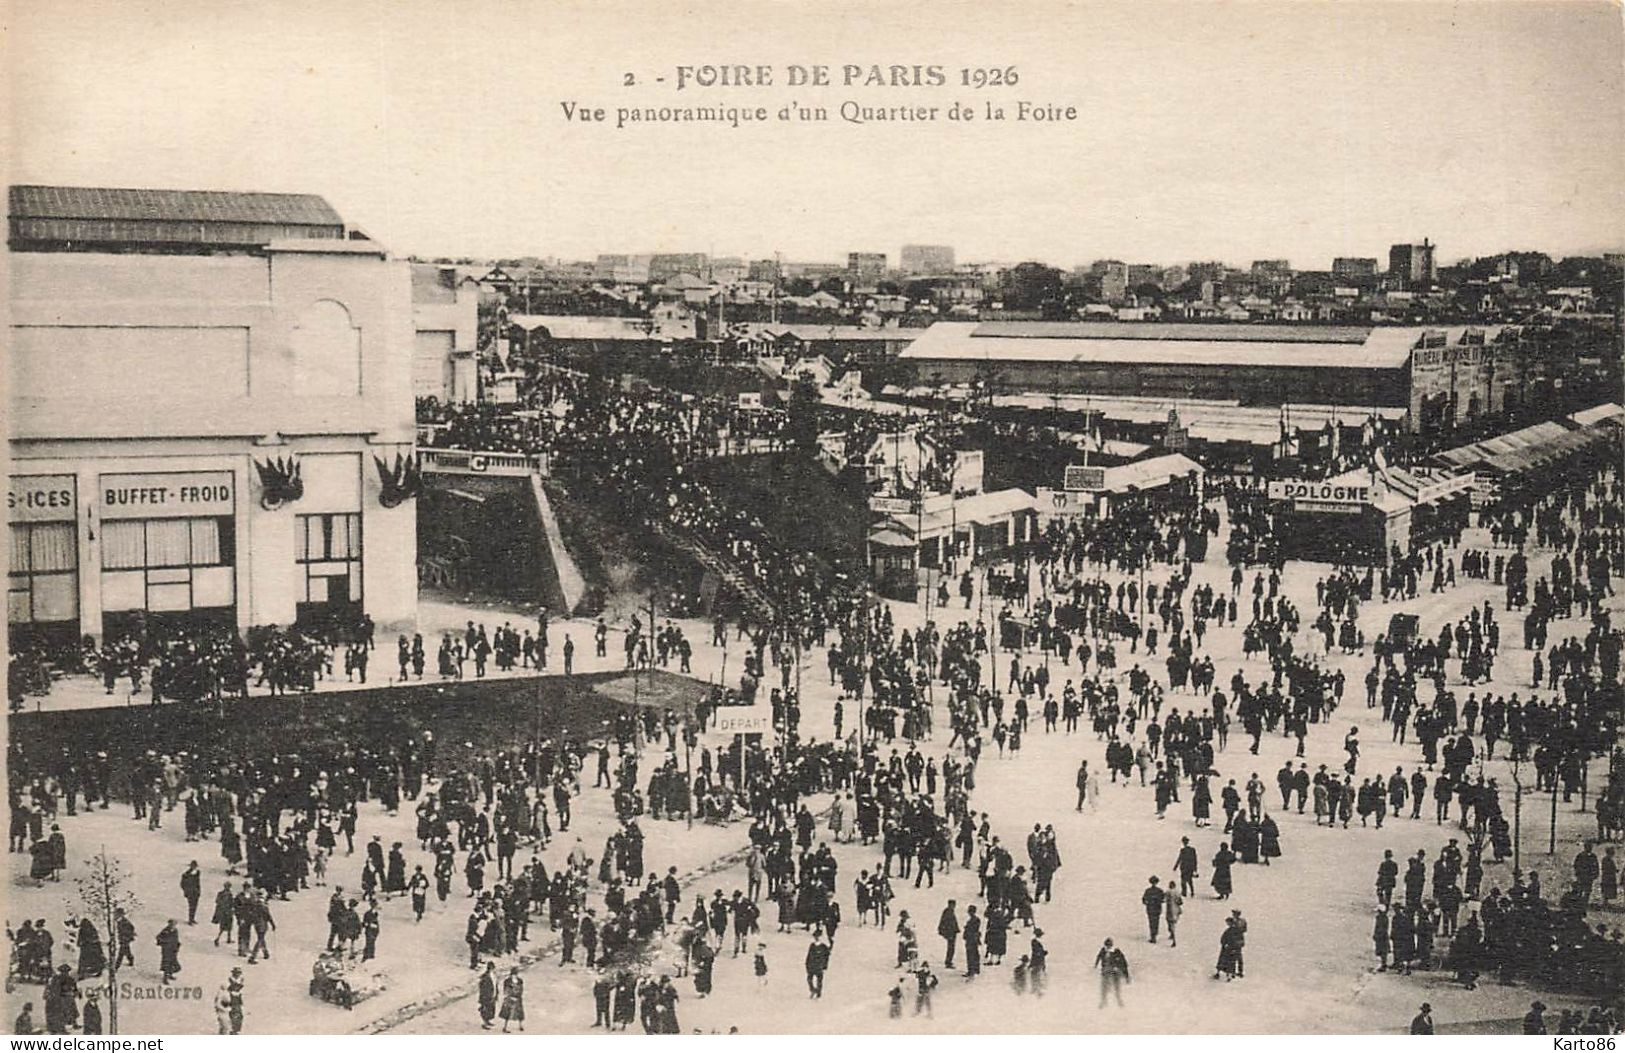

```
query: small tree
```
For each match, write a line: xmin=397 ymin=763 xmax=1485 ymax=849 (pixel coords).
xmin=76 ymin=847 xmax=141 ymax=1035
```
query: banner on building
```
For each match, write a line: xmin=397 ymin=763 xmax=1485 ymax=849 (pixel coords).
xmin=870 ymin=495 xmax=915 ymax=515
xmin=1063 ymin=465 xmax=1106 ymax=491
xmin=1265 ymin=479 xmax=1371 ymax=505
xmin=8 ymin=475 xmax=78 ymax=522
xmin=101 ymin=471 xmax=235 ymax=519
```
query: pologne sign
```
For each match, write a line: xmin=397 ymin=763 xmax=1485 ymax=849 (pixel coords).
xmin=1266 ymin=479 xmax=1372 ymax=505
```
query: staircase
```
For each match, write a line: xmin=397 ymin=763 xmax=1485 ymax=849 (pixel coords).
xmin=646 ymin=519 xmax=779 ymax=624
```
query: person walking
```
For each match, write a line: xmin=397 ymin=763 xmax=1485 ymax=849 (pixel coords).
xmin=180 ymin=862 xmax=202 ymax=925
xmin=156 ymin=919 xmax=182 ymax=984
xmin=477 ymin=962 xmax=498 ymax=1029
xmin=212 ymin=882 xmax=235 ymax=947
xmin=500 ymin=967 xmax=526 ymax=1032
xmin=1141 ymin=877 xmax=1166 ymax=943
xmin=1094 ymin=938 xmax=1130 ymax=1008
xmin=1163 ymin=879 xmax=1183 ymax=949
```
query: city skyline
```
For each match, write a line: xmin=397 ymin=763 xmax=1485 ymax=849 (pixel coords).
xmin=10 ymin=0 xmax=1624 ymax=265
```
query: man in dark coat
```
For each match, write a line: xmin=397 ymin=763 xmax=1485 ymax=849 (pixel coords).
xmin=156 ymin=919 xmax=182 ymax=984
xmin=1141 ymin=877 xmax=1166 ymax=943
xmin=962 ymin=905 xmax=982 ymax=977
xmin=180 ymin=861 xmax=203 ymax=925
xmin=937 ymin=902 xmax=959 ymax=969
xmin=213 ymin=882 xmax=236 ymax=946
xmin=44 ymin=965 xmax=79 ymax=1034
xmin=477 ymin=962 xmax=498 ymax=1029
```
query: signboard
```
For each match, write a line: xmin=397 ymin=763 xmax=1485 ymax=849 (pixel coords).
xmin=101 ymin=471 xmax=235 ymax=519
xmin=1063 ymin=465 xmax=1106 ymax=492
xmin=8 ymin=475 xmax=77 ymax=523
xmin=714 ymin=705 xmax=775 ymax=736
xmin=1294 ymin=499 xmax=1365 ymax=515
xmin=952 ymin=449 xmax=985 ymax=495
xmin=870 ymin=495 xmax=915 ymax=515
xmin=1266 ymin=479 xmax=1371 ymax=505
xmin=1038 ymin=487 xmax=1093 ymax=518
xmin=737 ymin=391 xmax=763 ymax=410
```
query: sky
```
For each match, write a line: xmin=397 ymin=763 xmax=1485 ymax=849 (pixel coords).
xmin=8 ymin=0 xmax=1625 ymax=268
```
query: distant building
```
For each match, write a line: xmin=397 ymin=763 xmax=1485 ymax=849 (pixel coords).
xmin=649 ymin=252 xmax=708 ymax=282
xmin=1389 ymin=240 xmax=1437 ymax=290
xmin=1127 ymin=263 xmax=1162 ymax=289
xmin=783 ymin=261 xmax=845 ymax=280
xmin=1332 ymin=257 xmax=1379 ymax=279
xmin=709 ymin=257 xmax=747 ymax=283
xmin=900 ymin=244 xmax=955 ymax=275
xmin=747 ymin=258 xmax=782 ymax=282
xmin=1099 ymin=261 xmax=1129 ymax=305
xmin=595 ymin=253 xmax=652 ymax=283
xmin=847 ymin=252 xmax=888 ymax=281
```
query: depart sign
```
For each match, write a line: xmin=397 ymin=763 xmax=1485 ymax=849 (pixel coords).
xmin=1266 ymin=479 xmax=1373 ymax=505
xmin=714 ymin=706 xmax=775 ymax=737
xmin=8 ymin=475 xmax=77 ymax=523
xmin=101 ymin=471 xmax=236 ymax=519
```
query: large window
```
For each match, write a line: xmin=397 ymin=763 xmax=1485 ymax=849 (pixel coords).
xmin=296 ymin=512 xmax=362 ymax=611
xmin=8 ymin=523 xmax=78 ymax=626
xmin=100 ymin=516 xmax=235 ymax=614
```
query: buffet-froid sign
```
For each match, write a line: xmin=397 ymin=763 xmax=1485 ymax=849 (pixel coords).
xmin=8 ymin=475 xmax=78 ymax=523
xmin=101 ymin=472 xmax=235 ymax=519
xmin=1266 ymin=479 xmax=1372 ymax=505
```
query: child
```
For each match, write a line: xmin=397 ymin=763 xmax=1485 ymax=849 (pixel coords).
xmin=887 ymin=980 xmax=904 ymax=1019
xmin=753 ymin=942 xmax=768 ymax=986
xmin=312 ymin=847 xmax=328 ymax=886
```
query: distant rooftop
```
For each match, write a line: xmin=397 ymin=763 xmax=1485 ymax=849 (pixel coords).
xmin=8 ymin=184 xmax=347 ymax=253
xmin=902 ymin=321 xmax=1432 ymax=370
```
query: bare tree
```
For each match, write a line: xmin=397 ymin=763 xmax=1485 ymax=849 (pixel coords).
xmin=75 ymin=847 xmax=141 ymax=1035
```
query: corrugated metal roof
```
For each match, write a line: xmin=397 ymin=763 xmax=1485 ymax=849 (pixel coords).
xmin=973 ymin=321 xmax=1373 ymax=344
xmin=9 ymin=185 xmax=343 ymax=227
xmin=901 ymin=322 xmax=1418 ymax=370
xmin=1570 ymin=402 xmax=1625 ymax=427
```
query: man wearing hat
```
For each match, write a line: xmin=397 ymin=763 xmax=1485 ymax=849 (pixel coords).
xmin=1141 ymin=877 xmax=1166 ymax=943
xmin=1523 ymin=1001 xmax=1548 ymax=1034
xmin=1409 ymin=1003 xmax=1433 ymax=1034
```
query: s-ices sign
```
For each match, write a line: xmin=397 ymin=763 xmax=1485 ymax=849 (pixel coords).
xmin=8 ymin=475 xmax=78 ymax=523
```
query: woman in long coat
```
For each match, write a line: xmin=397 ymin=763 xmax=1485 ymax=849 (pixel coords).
xmin=1259 ymin=814 xmax=1281 ymax=863
xmin=612 ymin=971 xmax=638 ymax=1030
xmin=984 ymin=907 xmax=1009 ymax=965
xmin=1233 ymin=816 xmax=1258 ymax=864
xmin=1192 ymin=776 xmax=1212 ymax=826
xmin=44 ymin=964 xmax=79 ymax=1034
xmin=499 ymin=968 xmax=525 ymax=1032
xmin=1211 ymin=843 xmax=1235 ymax=899
xmin=76 ymin=918 xmax=105 ymax=980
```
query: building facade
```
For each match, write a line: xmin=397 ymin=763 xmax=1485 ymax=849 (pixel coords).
xmin=900 ymin=244 xmax=955 ymax=275
xmin=847 ymin=252 xmax=888 ymax=282
xmin=1388 ymin=240 xmax=1438 ymax=290
xmin=8 ymin=185 xmax=418 ymax=645
xmin=411 ymin=264 xmax=480 ymax=404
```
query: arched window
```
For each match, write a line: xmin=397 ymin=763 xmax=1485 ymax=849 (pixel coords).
xmin=290 ymin=299 xmax=361 ymax=396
